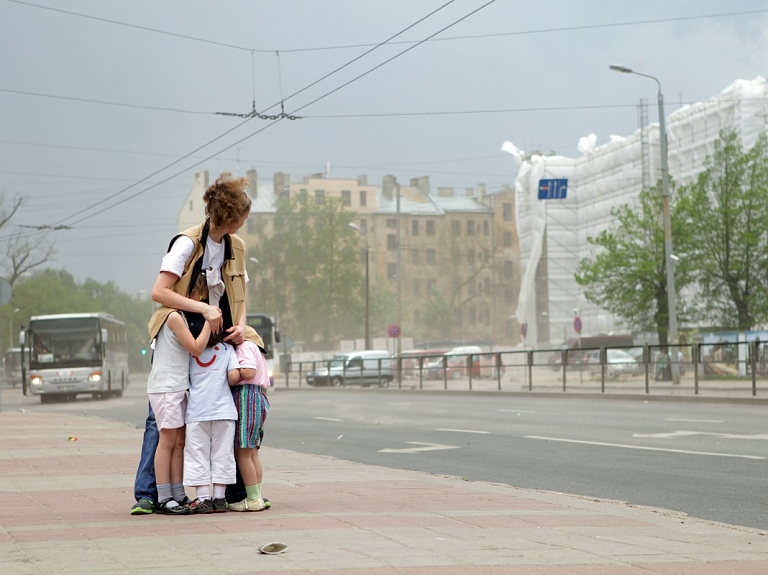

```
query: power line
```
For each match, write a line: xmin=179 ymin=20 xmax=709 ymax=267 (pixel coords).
xmin=36 ymin=0 xmax=480 ymax=230
xmin=7 ymin=0 xmax=766 ymax=54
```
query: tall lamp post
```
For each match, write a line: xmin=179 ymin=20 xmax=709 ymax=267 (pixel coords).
xmin=348 ymin=223 xmax=370 ymax=350
xmin=610 ymin=64 xmax=679 ymax=380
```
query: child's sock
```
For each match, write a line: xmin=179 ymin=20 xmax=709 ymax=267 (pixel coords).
xmin=212 ymin=484 xmax=226 ymax=500
xmin=196 ymin=485 xmax=211 ymax=501
xmin=157 ymin=483 xmax=173 ymax=503
xmin=245 ymin=483 xmax=262 ymax=501
xmin=158 ymin=483 xmax=180 ymax=508
xmin=171 ymin=483 xmax=186 ymax=502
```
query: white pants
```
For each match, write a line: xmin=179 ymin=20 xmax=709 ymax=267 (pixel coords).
xmin=183 ymin=420 xmax=236 ymax=486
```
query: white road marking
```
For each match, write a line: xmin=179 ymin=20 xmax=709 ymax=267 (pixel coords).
xmin=525 ymin=435 xmax=766 ymax=460
xmin=634 ymin=430 xmax=768 ymax=440
xmin=434 ymin=428 xmax=490 ymax=434
xmin=314 ymin=417 xmax=343 ymax=422
xmin=498 ymin=409 xmax=536 ymax=413
xmin=665 ymin=418 xmax=723 ymax=423
xmin=379 ymin=441 xmax=461 ymax=454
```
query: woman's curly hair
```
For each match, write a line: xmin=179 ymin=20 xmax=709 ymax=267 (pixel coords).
xmin=203 ymin=172 xmax=252 ymax=229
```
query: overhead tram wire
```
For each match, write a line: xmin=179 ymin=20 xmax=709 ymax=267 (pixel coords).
xmin=7 ymin=1 xmax=766 ymax=54
xmin=34 ymin=0 xmax=474 ymax=231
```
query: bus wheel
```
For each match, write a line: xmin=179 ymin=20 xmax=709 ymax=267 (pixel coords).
xmin=40 ymin=395 xmax=53 ymax=404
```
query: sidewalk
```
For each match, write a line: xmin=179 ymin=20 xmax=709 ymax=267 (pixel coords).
xmin=2 ymin=411 xmax=768 ymax=575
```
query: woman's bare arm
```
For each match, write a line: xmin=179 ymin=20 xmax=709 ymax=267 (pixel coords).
xmin=152 ymin=271 xmax=223 ymax=334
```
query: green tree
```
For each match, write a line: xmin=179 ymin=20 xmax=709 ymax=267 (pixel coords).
xmin=251 ymin=192 xmax=363 ymax=349
xmin=575 ymin=184 xmax=692 ymax=345
xmin=676 ymin=129 xmax=768 ymax=329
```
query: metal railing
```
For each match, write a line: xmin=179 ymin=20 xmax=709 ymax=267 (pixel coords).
xmin=276 ymin=342 xmax=768 ymax=398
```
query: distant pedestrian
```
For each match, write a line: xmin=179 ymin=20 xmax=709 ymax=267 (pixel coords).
xmin=228 ymin=326 xmax=271 ymax=512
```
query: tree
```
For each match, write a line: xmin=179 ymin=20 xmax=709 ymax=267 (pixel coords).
xmin=0 ymin=192 xmax=54 ymax=285
xmin=575 ymin=184 xmax=692 ymax=345
xmin=676 ymin=129 xmax=768 ymax=330
xmin=251 ymin=192 xmax=363 ymax=349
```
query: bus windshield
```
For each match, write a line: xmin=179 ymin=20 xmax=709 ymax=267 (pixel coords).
xmin=246 ymin=313 xmax=279 ymax=360
xmin=29 ymin=317 xmax=102 ymax=369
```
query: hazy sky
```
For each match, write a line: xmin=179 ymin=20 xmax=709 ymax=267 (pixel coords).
xmin=1 ymin=0 xmax=767 ymax=296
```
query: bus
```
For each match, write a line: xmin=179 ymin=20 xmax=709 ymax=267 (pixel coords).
xmin=246 ymin=313 xmax=280 ymax=385
xmin=22 ymin=313 xmax=129 ymax=403
xmin=2 ymin=347 xmax=24 ymax=388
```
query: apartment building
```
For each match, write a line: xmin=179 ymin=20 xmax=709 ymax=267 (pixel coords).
xmin=178 ymin=170 xmax=520 ymax=346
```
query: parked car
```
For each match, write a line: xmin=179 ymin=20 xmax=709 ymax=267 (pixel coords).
xmin=548 ymin=335 xmax=635 ymax=371
xmin=305 ymin=350 xmax=393 ymax=387
xmin=425 ymin=346 xmax=504 ymax=380
xmin=397 ymin=349 xmax=446 ymax=377
xmin=586 ymin=349 xmax=641 ymax=377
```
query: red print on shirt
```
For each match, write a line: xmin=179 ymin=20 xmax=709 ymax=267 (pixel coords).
xmin=194 ymin=345 xmax=220 ymax=368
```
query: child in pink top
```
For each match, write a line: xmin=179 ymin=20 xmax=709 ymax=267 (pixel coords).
xmin=228 ymin=326 xmax=271 ymax=512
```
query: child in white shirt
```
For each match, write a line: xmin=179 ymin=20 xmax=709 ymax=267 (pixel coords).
xmin=184 ymin=332 xmax=241 ymax=513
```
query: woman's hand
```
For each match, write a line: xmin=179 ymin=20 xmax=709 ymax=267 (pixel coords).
xmin=202 ymin=305 xmax=223 ymax=334
xmin=223 ymin=323 xmax=245 ymax=345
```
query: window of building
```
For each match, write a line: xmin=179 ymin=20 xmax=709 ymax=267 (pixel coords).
xmin=412 ymin=249 xmax=420 ymax=264
xmin=426 ymin=248 xmax=436 ymax=264
xmin=360 ymin=219 xmax=367 ymax=235
xmin=504 ymin=231 xmax=512 ymax=247
xmin=387 ymin=218 xmax=397 ymax=229
xmin=467 ymin=248 xmax=475 ymax=265
xmin=484 ymin=249 xmax=489 ymax=263
xmin=428 ymin=279 xmax=437 ymax=293
xmin=468 ymin=277 xmax=476 ymax=295
xmin=426 ymin=220 xmax=435 ymax=236
xmin=388 ymin=263 xmax=397 ymax=280
xmin=360 ymin=190 xmax=367 ymax=207
xmin=452 ymin=220 xmax=460 ymax=236
xmin=504 ymin=260 xmax=513 ymax=279
xmin=412 ymin=279 xmax=421 ymax=296
xmin=411 ymin=220 xmax=419 ymax=236
xmin=483 ymin=220 xmax=489 ymax=236
xmin=505 ymin=287 xmax=515 ymax=305
xmin=484 ymin=277 xmax=490 ymax=293
xmin=341 ymin=190 xmax=351 ymax=206
xmin=503 ymin=203 xmax=512 ymax=221
xmin=467 ymin=220 xmax=475 ymax=236
xmin=452 ymin=249 xmax=461 ymax=265
xmin=469 ymin=307 xmax=477 ymax=325
xmin=315 ymin=189 xmax=325 ymax=204
xmin=387 ymin=234 xmax=396 ymax=250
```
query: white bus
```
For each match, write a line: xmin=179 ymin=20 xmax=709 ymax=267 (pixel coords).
xmin=22 ymin=313 xmax=129 ymax=403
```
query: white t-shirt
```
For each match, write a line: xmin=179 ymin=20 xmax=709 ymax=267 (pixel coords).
xmin=186 ymin=342 xmax=240 ymax=423
xmin=160 ymin=235 xmax=248 ymax=309
xmin=146 ymin=318 xmax=190 ymax=394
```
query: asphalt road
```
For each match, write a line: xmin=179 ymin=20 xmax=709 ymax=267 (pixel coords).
xmin=3 ymin=382 xmax=766 ymax=531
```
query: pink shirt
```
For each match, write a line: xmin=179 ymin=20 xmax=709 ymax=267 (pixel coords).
xmin=235 ymin=340 xmax=270 ymax=388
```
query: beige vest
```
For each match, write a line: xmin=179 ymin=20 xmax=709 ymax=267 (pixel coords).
xmin=147 ymin=222 xmax=259 ymax=346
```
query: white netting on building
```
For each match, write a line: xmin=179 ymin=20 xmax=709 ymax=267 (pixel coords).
xmin=507 ymin=77 xmax=768 ymax=345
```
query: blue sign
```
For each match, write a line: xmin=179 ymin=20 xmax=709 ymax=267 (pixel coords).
xmin=538 ymin=178 xmax=568 ymax=200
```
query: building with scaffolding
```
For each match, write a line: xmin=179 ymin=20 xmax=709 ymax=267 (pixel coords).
xmin=509 ymin=76 xmax=768 ymax=345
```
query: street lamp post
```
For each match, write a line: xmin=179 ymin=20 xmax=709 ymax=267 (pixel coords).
xmin=610 ymin=64 xmax=679 ymax=381
xmin=348 ymin=223 xmax=370 ymax=350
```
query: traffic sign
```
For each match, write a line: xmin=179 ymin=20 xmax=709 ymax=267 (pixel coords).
xmin=388 ymin=324 xmax=401 ymax=338
xmin=573 ymin=316 xmax=582 ymax=334
xmin=520 ymin=322 xmax=528 ymax=338
xmin=538 ymin=178 xmax=568 ymax=200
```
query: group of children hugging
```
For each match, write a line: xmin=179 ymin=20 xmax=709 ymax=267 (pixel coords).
xmin=147 ymin=271 xmax=271 ymax=515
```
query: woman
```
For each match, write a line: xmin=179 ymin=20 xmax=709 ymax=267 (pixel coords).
xmin=131 ymin=172 xmax=260 ymax=515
